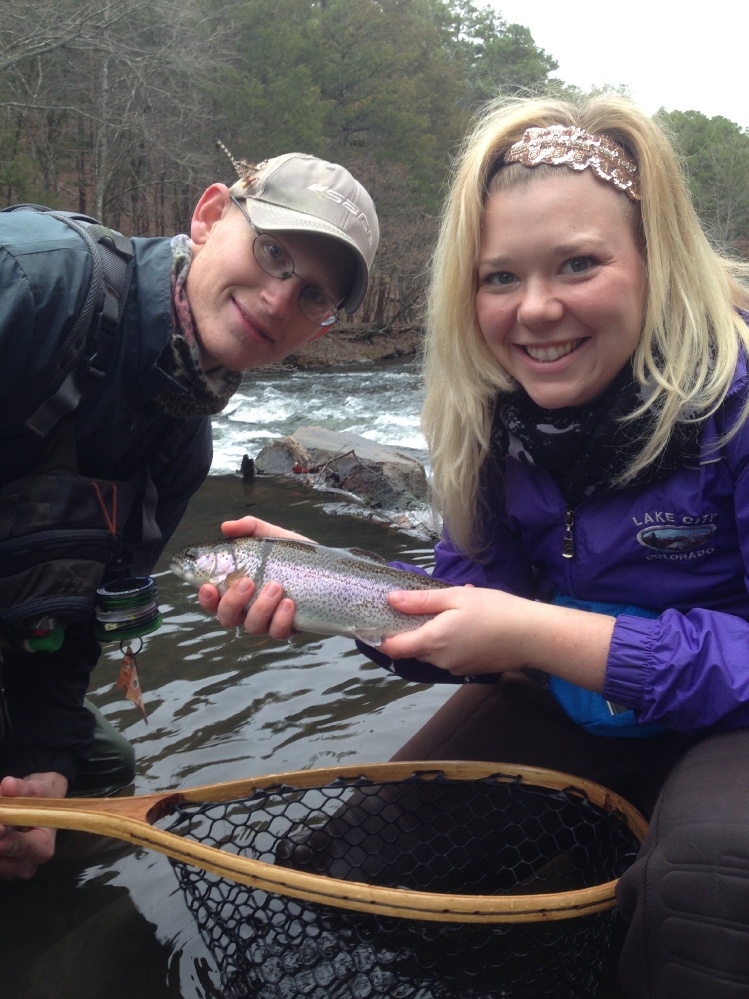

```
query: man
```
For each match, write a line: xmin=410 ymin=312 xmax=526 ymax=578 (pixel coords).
xmin=0 ymin=152 xmax=379 ymax=878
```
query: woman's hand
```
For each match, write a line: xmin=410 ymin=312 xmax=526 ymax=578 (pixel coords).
xmin=0 ymin=772 xmax=68 ymax=880
xmin=197 ymin=516 xmax=312 ymax=640
xmin=376 ymin=585 xmax=528 ymax=675
xmin=377 ymin=586 xmax=614 ymax=689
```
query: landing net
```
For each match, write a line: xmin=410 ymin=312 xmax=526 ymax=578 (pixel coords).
xmin=162 ymin=769 xmax=641 ymax=998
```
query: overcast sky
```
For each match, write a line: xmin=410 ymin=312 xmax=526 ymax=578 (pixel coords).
xmin=485 ymin=1 xmax=748 ymax=129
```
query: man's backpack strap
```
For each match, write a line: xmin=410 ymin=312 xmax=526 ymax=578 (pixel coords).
xmin=0 ymin=204 xmax=134 ymax=438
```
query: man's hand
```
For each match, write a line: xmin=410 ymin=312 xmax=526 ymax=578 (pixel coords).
xmin=0 ymin=771 xmax=68 ymax=880
xmin=210 ymin=515 xmax=313 ymax=544
xmin=197 ymin=515 xmax=312 ymax=639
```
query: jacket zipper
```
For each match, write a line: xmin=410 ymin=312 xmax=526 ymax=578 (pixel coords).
xmin=562 ymin=508 xmax=575 ymax=559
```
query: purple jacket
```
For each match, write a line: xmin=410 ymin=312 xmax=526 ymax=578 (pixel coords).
xmin=388 ymin=354 xmax=749 ymax=735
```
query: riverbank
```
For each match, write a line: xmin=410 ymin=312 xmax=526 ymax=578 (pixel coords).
xmin=272 ymin=325 xmax=423 ymax=369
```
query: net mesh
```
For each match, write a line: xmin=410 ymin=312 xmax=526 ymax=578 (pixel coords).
xmin=162 ymin=771 xmax=639 ymax=998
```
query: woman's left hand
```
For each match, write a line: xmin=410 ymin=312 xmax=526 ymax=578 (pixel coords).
xmin=377 ymin=585 xmax=532 ymax=676
xmin=377 ymin=586 xmax=614 ymax=689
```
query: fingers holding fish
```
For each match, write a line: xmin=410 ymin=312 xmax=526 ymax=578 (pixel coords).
xmin=201 ymin=575 xmax=254 ymax=626
xmin=376 ymin=586 xmax=472 ymax=669
xmin=240 ymin=581 xmax=297 ymax=641
xmin=218 ymin=516 xmax=314 ymax=544
xmin=197 ymin=583 xmax=222 ymax=615
xmin=378 ymin=586 xmax=535 ymax=677
xmin=200 ymin=575 xmax=297 ymax=640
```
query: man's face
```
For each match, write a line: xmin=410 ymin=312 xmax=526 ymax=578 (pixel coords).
xmin=186 ymin=186 xmax=355 ymax=371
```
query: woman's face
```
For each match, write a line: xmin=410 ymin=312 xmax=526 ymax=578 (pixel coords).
xmin=475 ymin=169 xmax=646 ymax=409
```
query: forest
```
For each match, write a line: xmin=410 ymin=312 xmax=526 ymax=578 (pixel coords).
xmin=2 ymin=0 xmax=748 ymax=327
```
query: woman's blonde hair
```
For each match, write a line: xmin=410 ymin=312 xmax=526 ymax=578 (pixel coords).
xmin=423 ymin=92 xmax=749 ymax=557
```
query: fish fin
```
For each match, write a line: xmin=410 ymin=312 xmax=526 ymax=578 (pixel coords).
xmin=348 ymin=548 xmax=388 ymax=564
xmin=353 ymin=628 xmax=386 ymax=646
xmin=269 ymin=536 xmax=319 ymax=549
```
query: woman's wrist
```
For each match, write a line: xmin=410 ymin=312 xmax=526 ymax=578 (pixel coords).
xmin=519 ymin=601 xmax=615 ymax=693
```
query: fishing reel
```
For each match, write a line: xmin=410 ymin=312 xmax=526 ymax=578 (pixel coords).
xmin=94 ymin=576 xmax=163 ymax=643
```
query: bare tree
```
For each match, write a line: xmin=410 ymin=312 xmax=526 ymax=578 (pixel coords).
xmin=0 ymin=1 xmax=146 ymax=72
xmin=1 ymin=0 xmax=226 ymax=228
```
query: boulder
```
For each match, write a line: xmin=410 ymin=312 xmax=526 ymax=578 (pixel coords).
xmin=254 ymin=426 xmax=428 ymax=509
xmin=250 ymin=435 xmax=309 ymax=475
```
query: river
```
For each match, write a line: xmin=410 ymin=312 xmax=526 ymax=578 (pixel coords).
xmin=1 ymin=359 xmax=460 ymax=999
xmin=1 ymin=359 xmax=623 ymax=999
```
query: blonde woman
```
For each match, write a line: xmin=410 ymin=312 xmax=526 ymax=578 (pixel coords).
xmin=205 ymin=95 xmax=749 ymax=996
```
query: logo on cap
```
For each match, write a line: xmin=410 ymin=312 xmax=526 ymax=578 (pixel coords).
xmin=307 ymin=183 xmax=374 ymax=245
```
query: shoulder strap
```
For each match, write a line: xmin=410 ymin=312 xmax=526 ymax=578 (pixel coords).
xmin=0 ymin=204 xmax=134 ymax=439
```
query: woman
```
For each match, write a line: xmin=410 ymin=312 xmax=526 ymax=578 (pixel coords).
xmin=203 ymin=94 xmax=749 ymax=997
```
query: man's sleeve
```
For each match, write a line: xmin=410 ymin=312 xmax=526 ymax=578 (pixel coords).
xmin=1 ymin=623 xmax=99 ymax=782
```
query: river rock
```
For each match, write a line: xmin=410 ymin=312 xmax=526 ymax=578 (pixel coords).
xmin=254 ymin=426 xmax=428 ymax=509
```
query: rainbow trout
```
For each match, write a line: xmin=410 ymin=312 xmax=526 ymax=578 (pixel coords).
xmin=170 ymin=537 xmax=450 ymax=644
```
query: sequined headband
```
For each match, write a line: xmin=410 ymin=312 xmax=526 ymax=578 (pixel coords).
xmin=502 ymin=125 xmax=641 ymax=202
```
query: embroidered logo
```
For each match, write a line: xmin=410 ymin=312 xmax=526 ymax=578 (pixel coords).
xmin=637 ymin=523 xmax=716 ymax=553
xmin=307 ymin=183 xmax=374 ymax=244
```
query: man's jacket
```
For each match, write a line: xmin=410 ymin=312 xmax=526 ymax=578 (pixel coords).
xmin=0 ymin=211 xmax=212 ymax=781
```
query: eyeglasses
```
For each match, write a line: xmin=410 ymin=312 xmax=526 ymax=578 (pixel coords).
xmin=231 ymin=196 xmax=340 ymax=327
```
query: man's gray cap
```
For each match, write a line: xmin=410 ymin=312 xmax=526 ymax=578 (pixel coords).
xmin=229 ymin=153 xmax=379 ymax=315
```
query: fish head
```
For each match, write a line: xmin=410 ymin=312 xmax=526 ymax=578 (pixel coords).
xmin=169 ymin=542 xmax=240 ymax=589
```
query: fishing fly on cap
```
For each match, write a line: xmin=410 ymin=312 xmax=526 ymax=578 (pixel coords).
xmin=502 ymin=125 xmax=641 ymax=202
